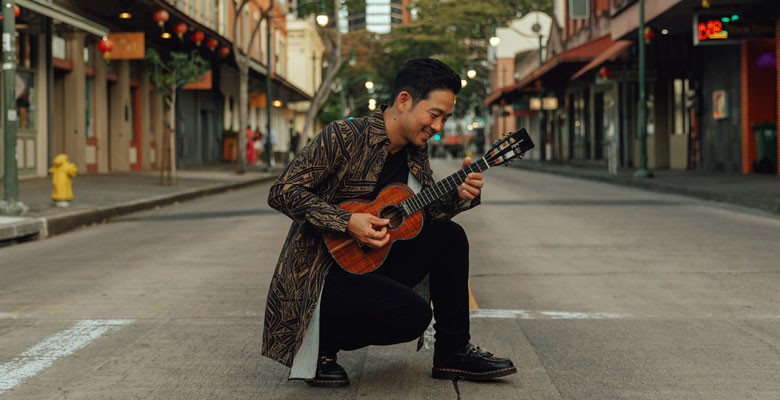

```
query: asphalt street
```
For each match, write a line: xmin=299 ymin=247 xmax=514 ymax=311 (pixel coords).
xmin=1 ymin=159 xmax=780 ymax=399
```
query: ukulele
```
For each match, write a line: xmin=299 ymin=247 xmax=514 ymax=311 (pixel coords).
xmin=324 ymin=128 xmax=535 ymax=274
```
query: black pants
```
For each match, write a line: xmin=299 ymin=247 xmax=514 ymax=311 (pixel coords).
xmin=320 ymin=220 xmax=471 ymax=354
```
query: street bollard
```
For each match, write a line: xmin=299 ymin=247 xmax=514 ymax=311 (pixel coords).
xmin=48 ymin=154 xmax=78 ymax=208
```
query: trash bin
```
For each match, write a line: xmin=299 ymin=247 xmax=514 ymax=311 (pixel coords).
xmin=752 ymin=121 xmax=777 ymax=174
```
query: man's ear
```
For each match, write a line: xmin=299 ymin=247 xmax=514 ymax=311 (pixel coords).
xmin=396 ymin=91 xmax=412 ymax=113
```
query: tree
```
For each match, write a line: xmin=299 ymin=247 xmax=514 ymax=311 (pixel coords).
xmin=376 ymin=0 xmax=553 ymax=113
xmin=231 ymin=0 xmax=344 ymax=160
xmin=231 ymin=0 xmax=273 ymax=174
xmin=299 ymin=0 xmax=345 ymax=148
xmin=361 ymin=0 xmax=552 ymax=154
xmin=145 ymin=49 xmax=210 ymax=185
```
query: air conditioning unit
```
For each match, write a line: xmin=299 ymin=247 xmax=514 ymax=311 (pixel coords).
xmin=569 ymin=0 xmax=589 ymax=20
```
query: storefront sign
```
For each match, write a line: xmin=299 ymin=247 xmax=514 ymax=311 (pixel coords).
xmin=693 ymin=13 xmax=774 ymax=45
xmin=182 ymin=70 xmax=213 ymax=90
xmin=106 ymin=32 xmax=145 ymax=59
xmin=530 ymin=97 xmax=559 ymax=111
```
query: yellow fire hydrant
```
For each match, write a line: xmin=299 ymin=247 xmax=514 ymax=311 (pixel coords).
xmin=49 ymin=154 xmax=78 ymax=207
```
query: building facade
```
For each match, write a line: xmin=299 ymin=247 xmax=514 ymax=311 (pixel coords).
xmin=0 ymin=0 xmax=321 ymax=180
xmin=341 ymin=0 xmax=410 ymax=33
xmin=486 ymin=0 xmax=780 ymax=176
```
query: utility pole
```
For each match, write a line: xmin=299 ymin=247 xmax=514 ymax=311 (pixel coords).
xmin=265 ymin=5 xmax=273 ymax=171
xmin=634 ymin=0 xmax=652 ymax=178
xmin=1 ymin=0 xmax=27 ymax=215
xmin=537 ymin=30 xmax=545 ymax=161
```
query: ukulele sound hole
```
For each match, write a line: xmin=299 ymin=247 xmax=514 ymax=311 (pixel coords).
xmin=379 ymin=205 xmax=404 ymax=229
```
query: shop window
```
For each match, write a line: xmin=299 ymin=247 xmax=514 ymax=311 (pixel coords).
xmin=672 ymin=78 xmax=690 ymax=136
xmin=16 ymin=32 xmax=33 ymax=69
xmin=86 ymin=77 xmax=95 ymax=138
xmin=574 ymin=93 xmax=586 ymax=138
xmin=16 ymin=70 xmax=35 ymax=131
xmin=643 ymin=87 xmax=655 ymax=137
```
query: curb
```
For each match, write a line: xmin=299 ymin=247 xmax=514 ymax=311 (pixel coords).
xmin=14 ymin=176 xmax=276 ymax=241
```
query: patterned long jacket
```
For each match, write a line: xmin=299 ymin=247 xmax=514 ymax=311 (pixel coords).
xmin=262 ymin=107 xmax=480 ymax=367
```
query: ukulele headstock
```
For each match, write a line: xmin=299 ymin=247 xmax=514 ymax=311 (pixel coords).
xmin=485 ymin=128 xmax=534 ymax=167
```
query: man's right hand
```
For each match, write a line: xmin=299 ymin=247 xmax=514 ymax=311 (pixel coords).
xmin=347 ymin=213 xmax=391 ymax=248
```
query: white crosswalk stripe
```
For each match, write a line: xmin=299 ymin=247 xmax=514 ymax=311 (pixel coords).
xmin=0 ymin=319 xmax=133 ymax=394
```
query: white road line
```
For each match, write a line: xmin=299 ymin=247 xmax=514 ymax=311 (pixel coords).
xmin=0 ymin=319 xmax=133 ymax=394
xmin=421 ymin=309 xmax=629 ymax=350
xmin=469 ymin=309 xmax=630 ymax=319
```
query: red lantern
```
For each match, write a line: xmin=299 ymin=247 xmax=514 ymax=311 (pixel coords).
xmin=205 ymin=38 xmax=219 ymax=51
xmin=174 ymin=22 xmax=188 ymax=40
xmin=218 ymin=46 xmax=230 ymax=58
xmin=0 ymin=4 xmax=21 ymax=21
xmin=152 ymin=10 xmax=169 ymax=29
xmin=97 ymin=36 xmax=114 ymax=63
xmin=191 ymin=31 xmax=205 ymax=46
xmin=597 ymin=66 xmax=610 ymax=79
xmin=644 ymin=27 xmax=654 ymax=44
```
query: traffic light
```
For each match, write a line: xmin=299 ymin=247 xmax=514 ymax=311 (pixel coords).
xmin=433 ymin=134 xmax=441 ymax=141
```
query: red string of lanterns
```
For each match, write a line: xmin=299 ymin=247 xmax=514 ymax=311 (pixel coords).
xmin=97 ymin=36 xmax=114 ymax=63
xmin=143 ymin=10 xmax=232 ymax=60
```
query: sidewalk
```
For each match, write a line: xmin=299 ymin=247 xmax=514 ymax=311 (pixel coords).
xmin=510 ymin=160 xmax=780 ymax=215
xmin=0 ymin=164 xmax=281 ymax=244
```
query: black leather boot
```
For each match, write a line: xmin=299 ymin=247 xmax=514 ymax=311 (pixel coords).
xmin=305 ymin=354 xmax=350 ymax=388
xmin=432 ymin=343 xmax=517 ymax=381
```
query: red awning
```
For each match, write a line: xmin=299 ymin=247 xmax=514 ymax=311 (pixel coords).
xmin=570 ymin=40 xmax=633 ymax=81
xmin=485 ymin=35 xmax=614 ymax=106
xmin=484 ymin=82 xmax=536 ymax=106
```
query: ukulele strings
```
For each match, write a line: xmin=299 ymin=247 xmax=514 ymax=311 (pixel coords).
xmin=375 ymin=146 xmax=509 ymax=224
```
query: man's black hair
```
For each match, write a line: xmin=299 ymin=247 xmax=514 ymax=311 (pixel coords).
xmin=389 ymin=58 xmax=461 ymax=106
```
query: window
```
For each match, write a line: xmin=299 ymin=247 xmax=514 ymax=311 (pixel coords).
xmin=52 ymin=34 xmax=68 ymax=60
xmin=574 ymin=92 xmax=585 ymax=138
xmin=86 ymin=77 xmax=95 ymax=138
xmin=672 ymin=78 xmax=690 ymax=136
xmin=16 ymin=70 xmax=35 ymax=130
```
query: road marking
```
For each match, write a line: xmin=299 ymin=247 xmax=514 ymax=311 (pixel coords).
xmin=421 ymin=309 xmax=628 ymax=350
xmin=0 ymin=319 xmax=133 ymax=394
xmin=0 ymin=312 xmax=19 ymax=319
xmin=469 ymin=309 xmax=630 ymax=319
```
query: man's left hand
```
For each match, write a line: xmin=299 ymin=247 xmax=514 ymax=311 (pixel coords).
xmin=457 ymin=157 xmax=483 ymax=201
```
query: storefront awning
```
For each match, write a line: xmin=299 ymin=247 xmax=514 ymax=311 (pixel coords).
xmin=570 ymin=39 xmax=633 ymax=81
xmin=485 ymin=35 xmax=613 ymax=106
xmin=17 ymin=0 xmax=109 ymax=37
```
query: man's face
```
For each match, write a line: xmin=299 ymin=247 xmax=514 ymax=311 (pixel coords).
xmin=399 ymin=89 xmax=455 ymax=147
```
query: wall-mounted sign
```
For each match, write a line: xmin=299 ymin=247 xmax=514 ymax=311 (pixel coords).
xmin=529 ymin=97 xmax=559 ymax=110
xmin=182 ymin=70 xmax=212 ymax=90
xmin=693 ymin=13 xmax=774 ymax=45
xmin=106 ymin=32 xmax=145 ymax=59
xmin=712 ymin=89 xmax=728 ymax=120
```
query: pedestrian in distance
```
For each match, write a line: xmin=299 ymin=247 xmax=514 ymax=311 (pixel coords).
xmin=245 ymin=125 xmax=256 ymax=166
xmin=263 ymin=58 xmax=517 ymax=388
xmin=290 ymin=130 xmax=301 ymax=156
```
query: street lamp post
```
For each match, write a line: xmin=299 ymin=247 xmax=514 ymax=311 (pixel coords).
xmin=535 ymin=24 xmax=545 ymax=161
xmin=634 ymin=0 xmax=652 ymax=178
xmin=1 ymin=0 xmax=26 ymax=215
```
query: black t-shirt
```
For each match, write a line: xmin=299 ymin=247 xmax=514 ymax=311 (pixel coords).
xmin=370 ymin=147 xmax=409 ymax=200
